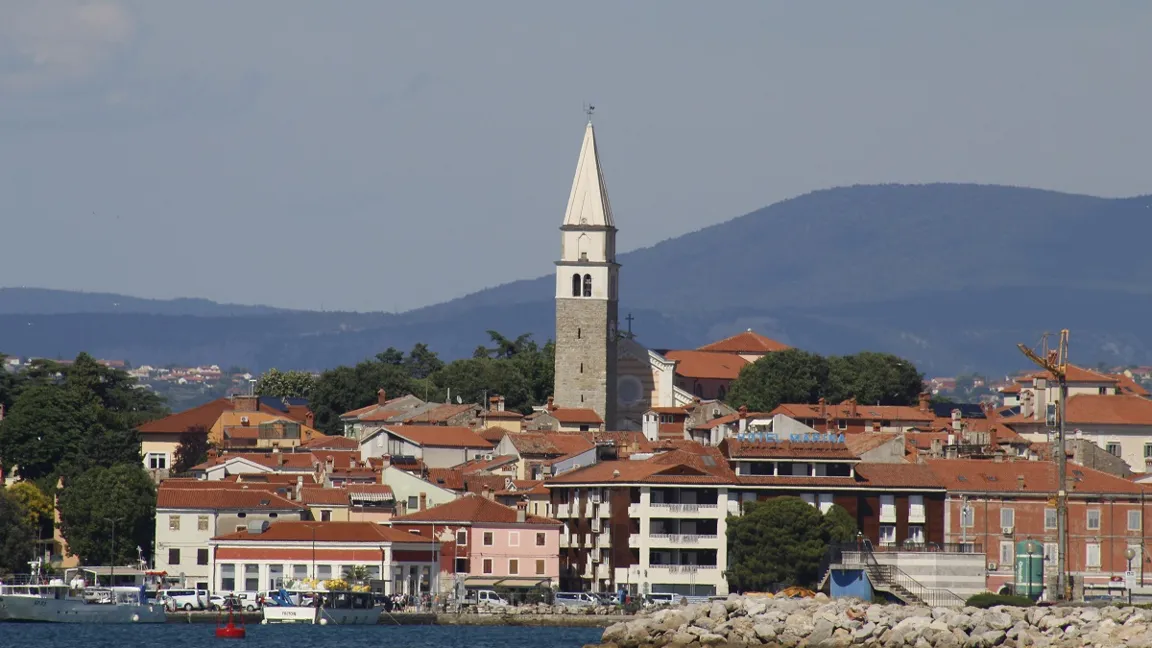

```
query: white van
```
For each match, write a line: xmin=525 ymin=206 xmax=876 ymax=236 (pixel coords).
xmin=554 ymin=591 xmax=598 ymax=607
xmin=466 ymin=589 xmax=509 ymax=606
xmin=644 ymin=592 xmax=677 ymax=607
xmin=162 ymin=588 xmax=210 ymax=611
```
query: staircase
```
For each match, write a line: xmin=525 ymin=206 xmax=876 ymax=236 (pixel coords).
xmin=821 ymin=541 xmax=966 ymax=608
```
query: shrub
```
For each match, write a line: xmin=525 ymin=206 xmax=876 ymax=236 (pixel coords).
xmin=965 ymin=592 xmax=1035 ymax=609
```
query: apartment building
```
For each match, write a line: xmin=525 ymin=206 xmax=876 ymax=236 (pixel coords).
xmin=545 ymin=438 xmax=945 ymax=597
xmin=929 ymin=459 xmax=1152 ymax=594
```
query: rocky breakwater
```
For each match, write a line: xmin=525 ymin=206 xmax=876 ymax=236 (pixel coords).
xmin=592 ymin=595 xmax=1152 ymax=648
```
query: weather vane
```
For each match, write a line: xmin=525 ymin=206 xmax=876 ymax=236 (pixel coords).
xmin=584 ymin=103 xmax=595 ymax=123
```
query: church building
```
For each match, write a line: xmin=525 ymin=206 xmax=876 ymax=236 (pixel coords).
xmin=551 ymin=115 xmax=788 ymax=431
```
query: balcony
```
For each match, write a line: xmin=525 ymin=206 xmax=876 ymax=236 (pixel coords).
xmin=597 ymin=501 xmax=612 ymax=517
xmin=560 ymin=535 xmax=571 ymax=548
xmin=649 ymin=533 xmax=719 ymax=546
xmin=628 ymin=535 xmax=640 ymax=548
xmin=646 ymin=564 xmax=721 ymax=581
xmin=596 ymin=564 xmax=611 ymax=580
xmin=648 ymin=502 xmax=719 ymax=517
xmin=554 ymin=503 xmax=571 ymax=518
xmin=909 ymin=507 xmax=926 ymax=524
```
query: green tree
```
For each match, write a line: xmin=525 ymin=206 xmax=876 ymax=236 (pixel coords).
xmin=726 ymin=349 xmax=831 ymax=412
xmin=342 ymin=565 xmax=371 ymax=584
xmin=0 ymin=384 xmax=93 ymax=481
xmin=58 ymin=464 xmax=156 ymax=565
xmin=255 ymin=368 xmax=316 ymax=399
xmin=822 ymin=504 xmax=858 ymax=543
xmin=171 ymin=426 xmax=210 ymax=474
xmin=430 ymin=358 xmax=533 ymax=412
xmin=7 ymin=481 xmax=54 ymax=536
xmin=727 ymin=497 xmax=830 ymax=591
xmin=0 ymin=353 xmax=27 ymax=413
xmin=375 ymin=348 xmax=404 ymax=365
xmin=828 ymin=352 xmax=924 ymax=406
xmin=403 ymin=343 xmax=444 ymax=380
xmin=0 ymin=489 xmax=36 ymax=575
xmin=309 ymin=361 xmax=417 ymax=435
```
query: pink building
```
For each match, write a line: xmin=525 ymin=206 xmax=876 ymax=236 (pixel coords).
xmin=390 ymin=493 xmax=561 ymax=593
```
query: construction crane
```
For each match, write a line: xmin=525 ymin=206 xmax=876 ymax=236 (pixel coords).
xmin=1017 ymin=329 xmax=1070 ymax=600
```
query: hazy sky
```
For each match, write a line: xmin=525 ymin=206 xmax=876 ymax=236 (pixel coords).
xmin=3 ymin=1 xmax=1151 ymax=312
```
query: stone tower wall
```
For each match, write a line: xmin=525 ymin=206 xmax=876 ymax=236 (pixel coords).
xmin=554 ymin=297 xmax=617 ymax=427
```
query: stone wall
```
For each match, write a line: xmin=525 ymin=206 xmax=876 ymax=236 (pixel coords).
xmin=555 ymin=297 xmax=618 ymax=427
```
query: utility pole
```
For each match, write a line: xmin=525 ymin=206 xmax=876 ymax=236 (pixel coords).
xmin=1017 ymin=329 xmax=1070 ymax=600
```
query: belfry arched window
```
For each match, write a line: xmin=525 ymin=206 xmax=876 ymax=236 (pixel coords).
xmin=571 ymin=273 xmax=581 ymax=297
xmin=582 ymin=274 xmax=592 ymax=297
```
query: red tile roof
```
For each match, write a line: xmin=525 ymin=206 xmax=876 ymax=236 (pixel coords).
xmin=771 ymin=402 xmax=935 ymax=423
xmin=138 ymin=398 xmax=232 ymax=435
xmin=664 ymin=350 xmax=748 ymax=380
xmin=547 ymin=445 xmax=735 ymax=486
xmin=925 ymin=459 xmax=1147 ymax=495
xmin=391 ymin=493 xmax=558 ymax=526
xmin=843 ymin=433 xmax=902 ymax=456
xmin=483 ymin=410 xmax=524 ymax=420
xmin=721 ymin=438 xmax=859 ymax=460
xmin=212 ymin=521 xmax=426 ymax=543
xmin=157 ymin=487 xmax=305 ymax=510
xmin=547 ymin=408 xmax=604 ymax=425
xmin=299 ymin=436 xmax=359 ymax=450
xmin=403 ymin=403 xmax=477 ymax=424
xmin=1005 ymin=394 xmax=1152 ymax=426
xmin=697 ymin=330 xmax=790 ymax=354
xmin=504 ymin=432 xmax=595 ymax=457
xmin=386 ymin=426 xmax=493 ymax=449
xmin=300 ymin=487 xmax=350 ymax=506
xmin=1114 ymin=374 xmax=1150 ymax=397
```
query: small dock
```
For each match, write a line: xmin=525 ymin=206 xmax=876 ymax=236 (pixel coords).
xmin=166 ymin=610 xmax=619 ymax=627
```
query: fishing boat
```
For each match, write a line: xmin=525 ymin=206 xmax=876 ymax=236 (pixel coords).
xmin=262 ymin=579 xmax=378 ymax=625
xmin=0 ymin=561 xmax=166 ymax=624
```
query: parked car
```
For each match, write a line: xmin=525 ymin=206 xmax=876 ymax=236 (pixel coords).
xmin=162 ymin=589 xmax=210 ymax=611
xmin=643 ymin=593 xmax=677 ymax=607
xmin=554 ymin=592 xmax=598 ymax=607
xmin=464 ymin=589 xmax=509 ymax=606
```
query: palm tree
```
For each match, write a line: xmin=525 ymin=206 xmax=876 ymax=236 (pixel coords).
xmin=342 ymin=565 xmax=371 ymax=585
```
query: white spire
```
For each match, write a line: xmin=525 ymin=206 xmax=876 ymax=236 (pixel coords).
xmin=562 ymin=121 xmax=615 ymax=228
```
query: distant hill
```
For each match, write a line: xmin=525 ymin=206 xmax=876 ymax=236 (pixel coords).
xmin=3 ymin=184 xmax=1151 ymax=375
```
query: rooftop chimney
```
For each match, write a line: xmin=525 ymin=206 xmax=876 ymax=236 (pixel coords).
xmin=872 ymin=421 xmax=881 ymax=433
xmin=232 ymin=394 xmax=259 ymax=413
xmin=818 ymin=397 xmax=827 ymax=419
xmin=919 ymin=392 xmax=931 ymax=413
xmin=419 ymin=492 xmax=427 ymax=511
xmin=377 ymin=389 xmax=387 ymax=406
xmin=483 ymin=485 xmax=493 ymax=500
xmin=516 ymin=500 xmax=527 ymax=523
xmin=1016 ymin=475 xmax=1025 ymax=491
xmin=295 ymin=475 xmax=303 ymax=500
xmin=547 ymin=396 xmax=555 ymax=411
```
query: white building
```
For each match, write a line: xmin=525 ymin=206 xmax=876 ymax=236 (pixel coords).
xmin=154 ymin=483 xmax=307 ymax=589
xmin=208 ymin=520 xmax=440 ymax=596
xmin=359 ymin=425 xmax=493 ymax=469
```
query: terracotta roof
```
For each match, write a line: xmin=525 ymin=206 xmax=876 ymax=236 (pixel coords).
xmin=194 ymin=452 xmax=318 ymax=471
xmin=402 ymin=403 xmax=477 ymax=424
xmin=138 ymin=398 xmax=232 ymax=435
xmin=298 ymin=436 xmax=358 ymax=450
xmin=547 ymin=445 xmax=734 ymax=486
xmin=691 ymin=411 xmax=771 ymax=430
xmin=359 ymin=408 xmax=407 ymax=423
xmin=505 ymin=432 xmax=595 ymax=457
xmin=925 ymin=459 xmax=1147 ymax=495
xmin=722 ymin=438 xmax=859 ymax=460
xmin=852 ymin=463 xmax=943 ymax=489
xmin=547 ymin=408 xmax=604 ymax=425
xmin=162 ymin=478 xmax=282 ymax=491
xmin=1113 ymin=374 xmax=1150 ymax=397
xmin=771 ymin=402 xmax=935 ymax=423
xmin=385 ymin=426 xmax=493 ymax=449
xmin=224 ymin=473 xmax=317 ymax=486
xmin=212 ymin=521 xmax=427 ymax=543
xmin=664 ymin=350 xmax=748 ymax=380
xmin=426 ymin=468 xmax=465 ymax=490
xmin=216 ymin=411 xmax=326 ymax=441
xmin=453 ymin=454 xmax=519 ymax=473
xmin=1000 ymin=384 xmax=1022 ymax=394
xmin=479 ymin=426 xmax=517 ymax=443
xmin=391 ymin=493 xmax=558 ymax=526
xmin=843 ymin=433 xmax=902 ymax=456
xmin=1005 ymin=394 xmax=1152 ymax=426
xmin=483 ymin=410 xmax=524 ymax=420
xmin=157 ymin=487 xmax=304 ymax=510
xmin=696 ymin=330 xmax=790 ymax=354
xmin=300 ymin=487 xmax=350 ymax=506
xmin=648 ymin=407 xmax=689 ymax=415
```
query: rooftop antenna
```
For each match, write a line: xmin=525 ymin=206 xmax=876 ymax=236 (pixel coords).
xmin=584 ymin=103 xmax=595 ymax=123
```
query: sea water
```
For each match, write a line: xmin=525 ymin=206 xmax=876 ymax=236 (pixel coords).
xmin=0 ymin=623 xmax=603 ymax=648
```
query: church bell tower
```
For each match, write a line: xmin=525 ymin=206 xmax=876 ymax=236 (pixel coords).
xmin=552 ymin=112 xmax=619 ymax=427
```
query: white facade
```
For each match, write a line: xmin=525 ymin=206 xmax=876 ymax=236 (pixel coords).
xmin=381 ymin=466 xmax=458 ymax=513
xmin=1015 ymin=423 xmax=1152 ymax=473
xmin=554 ymin=120 xmax=619 ymax=303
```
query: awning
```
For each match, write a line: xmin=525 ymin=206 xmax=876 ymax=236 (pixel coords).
xmin=464 ymin=576 xmax=553 ymax=589
xmin=349 ymin=492 xmax=394 ymax=502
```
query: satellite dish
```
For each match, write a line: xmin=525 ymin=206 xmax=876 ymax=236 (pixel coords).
xmin=456 ymin=395 xmax=462 ymax=404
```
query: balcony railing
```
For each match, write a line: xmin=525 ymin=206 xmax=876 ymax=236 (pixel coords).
xmin=649 ymin=564 xmax=719 ymax=573
xmin=649 ymin=503 xmax=719 ymax=513
xmin=628 ymin=535 xmax=639 ymax=548
xmin=649 ymin=533 xmax=719 ymax=545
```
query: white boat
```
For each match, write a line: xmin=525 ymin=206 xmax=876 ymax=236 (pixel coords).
xmin=0 ymin=566 xmax=166 ymax=624
xmin=262 ymin=587 xmax=379 ymax=625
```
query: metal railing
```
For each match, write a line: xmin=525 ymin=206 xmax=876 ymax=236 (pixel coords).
xmin=821 ymin=542 xmax=966 ymax=607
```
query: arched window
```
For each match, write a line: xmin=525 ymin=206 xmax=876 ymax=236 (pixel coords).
xmin=571 ymin=273 xmax=581 ymax=297
xmin=582 ymin=274 xmax=592 ymax=297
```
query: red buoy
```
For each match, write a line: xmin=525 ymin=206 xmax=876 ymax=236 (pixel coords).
xmin=216 ymin=608 xmax=247 ymax=639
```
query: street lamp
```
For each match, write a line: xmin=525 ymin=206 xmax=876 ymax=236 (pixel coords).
xmin=1126 ymin=547 xmax=1137 ymax=606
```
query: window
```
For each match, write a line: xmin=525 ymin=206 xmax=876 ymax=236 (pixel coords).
xmin=879 ymin=495 xmax=896 ymax=523
xmin=509 ymin=531 xmax=520 ymax=547
xmin=879 ymin=525 xmax=896 ymax=546
xmin=908 ymin=495 xmax=925 ymax=523
xmin=1044 ymin=508 xmax=1057 ymax=530
xmin=509 ymin=559 xmax=519 ymax=575
xmin=1106 ymin=443 xmax=1121 ymax=457
xmin=571 ymin=274 xmax=581 ymax=297
xmin=1128 ymin=544 xmax=1143 ymax=567
xmin=317 ymin=565 xmax=332 ymax=580
xmin=582 ymin=274 xmax=592 ymax=297
xmin=1145 ymin=443 xmax=1152 ymax=458
xmin=235 ymin=526 xmax=245 ymax=533
xmin=536 ymin=559 xmax=546 ymax=575
xmin=197 ymin=549 xmax=209 ymax=565
xmin=1000 ymin=541 xmax=1014 ymax=567
xmin=483 ymin=559 xmax=493 ymax=575
xmin=244 ymin=564 xmax=260 ymax=591
xmin=1086 ymin=509 xmax=1101 ymax=531
xmin=1086 ymin=543 xmax=1101 ymax=568
xmin=817 ymin=494 xmax=834 ymax=514
xmin=960 ymin=506 xmax=974 ymax=528
xmin=321 ymin=510 xmax=331 ymax=522
xmin=457 ymin=530 xmax=467 ymax=545
xmin=454 ymin=558 xmax=467 ymax=573
xmin=220 ymin=564 xmax=236 ymax=591
xmin=536 ymin=532 xmax=546 ymax=546
xmin=1129 ymin=510 xmax=1142 ymax=531
xmin=147 ymin=453 xmax=168 ymax=470
xmin=408 ymin=496 xmax=419 ymax=511
xmin=837 ymin=420 xmax=847 ymax=430
xmin=1000 ymin=508 xmax=1014 ymax=529
xmin=483 ymin=532 xmax=494 ymax=546
xmin=168 ymin=515 xmax=180 ymax=531
xmin=293 ymin=564 xmax=308 ymax=579
xmin=907 ymin=525 xmax=925 ymax=544
xmin=800 ymin=493 xmax=816 ymax=507
xmin=168 ymin=548 xmax=180 ymax=565
xmin=198 ymin=515 xmax=209 ymax=532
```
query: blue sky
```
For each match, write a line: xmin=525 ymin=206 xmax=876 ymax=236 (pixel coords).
xmin=3 ymin=1 xmax=1151 ymax=312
